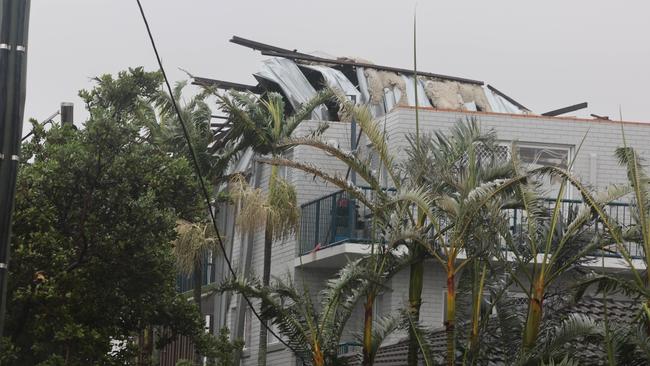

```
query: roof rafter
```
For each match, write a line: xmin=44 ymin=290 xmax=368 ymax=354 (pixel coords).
xmin=192 ymin=76 xmax=262 ymax=94
xmin=228 ymin=35 xmax=484 ymax=85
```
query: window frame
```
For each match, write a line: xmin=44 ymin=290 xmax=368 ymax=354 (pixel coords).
xmin=495 ymin=141 xmax=574 ymax=199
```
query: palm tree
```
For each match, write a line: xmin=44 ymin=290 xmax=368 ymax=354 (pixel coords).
xmin=150 ymin=80 xmax=216 ymax=180
xmin=218 ymin=259 xmax=369 ymax=366
xmin=216 ymin=90 xmax=332 ymax=366
xmin=488 ymin=134 xmax=639 ymax=354
xmin=149 ymin=80 xmax=221 ymax=365
xmin=401 ymin=119 xmax=520 ymax=366
xmin=173 ymin=220 xmax=217 ymax=307
xmin=259 ymin=93 xmax=433 ymax=365
xmin=569 ymin=141 xmax=650 ymax=364
xmin=148 ymin=80 xmax=220 ymax=306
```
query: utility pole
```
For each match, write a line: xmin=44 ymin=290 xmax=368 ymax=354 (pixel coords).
xmin=0 ymin=0 xmax=32 ymax=338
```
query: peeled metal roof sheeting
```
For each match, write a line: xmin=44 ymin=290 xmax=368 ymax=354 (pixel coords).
xmin=255 ymin=58 xmax=329 ymax=120
xmin=300 ymin=64 xmax=361 ymax=103
xmin=483 ymin=85 xmax=526 ymax=114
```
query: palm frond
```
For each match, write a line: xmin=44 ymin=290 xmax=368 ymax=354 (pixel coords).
xmin=258 ymin=157 xmax=375 ymax=210
xmin=276 ymin=136 xmax=383 ymax=193
xmin=574 ymin=273 xmax=647 ymax=301
xmin=229 ymin=174 xmax=267 ymax=233
xmin=524 ymin=314 xmax=600 ymax=365
xmin=540 ymin=355 xmax=580 ymax=366
xmin=173 ymin=219 xmax=217 ymax=275
xmin=352 ymin=313 xmax=401 ymax=365
xmin=267 ymin=175 xmax=300 ymax=240
xmin=284 ymin=88 xmax=334 ymax=137
xmin=401 ymin=308 xmax=435 ymax=366
xmin=333 ymin=90 xmax=399 ymax=186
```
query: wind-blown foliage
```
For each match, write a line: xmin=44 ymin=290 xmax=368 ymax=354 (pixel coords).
xmin=214 ymin=88 xmax=333 ymax=366
xmin=218 ymin=259 xmax=369 ymax=366
xmin=3 ymin=69 xmax=212 ymax=365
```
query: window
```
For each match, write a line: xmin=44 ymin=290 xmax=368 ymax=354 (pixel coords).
xmin=268 ymin=297 xmax=286 ymax=345
xmin=206 ymin=249 xmax=213 ymax=284
xmin=473 ymin=142 xmax=570 ymax=172
xmin=518 ymin=145 xmax=569 ymax=169
xmin=516 ymin=144 xmax=570 ymax=185
xmin=475 ymin=144 xmax=511 ymax=165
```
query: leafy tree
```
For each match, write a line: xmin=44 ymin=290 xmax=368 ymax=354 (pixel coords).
xmin=148 ymin=80 xmax=218 ymax=316
xmin=1 ymin=68 xmax=210 ymax=365
xmin=177 ymin=327 xmax=244 ymax=366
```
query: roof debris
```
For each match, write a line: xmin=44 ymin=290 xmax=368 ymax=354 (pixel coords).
xmin=198 ymin=35 xmax=597 ymax=120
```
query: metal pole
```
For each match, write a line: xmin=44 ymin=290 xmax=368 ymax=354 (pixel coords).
xmin=0 ymin=0 xmax=31 ymax=338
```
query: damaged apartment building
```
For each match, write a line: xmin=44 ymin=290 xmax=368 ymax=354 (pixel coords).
xmin=164 ymin=36 xmax=650 ymax=366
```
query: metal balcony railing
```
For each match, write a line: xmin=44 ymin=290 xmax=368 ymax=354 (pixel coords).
xmin=298 ymin=187 xmax=378 ymax=255
xmin=298 ymin=188 xmax=640 ymax=258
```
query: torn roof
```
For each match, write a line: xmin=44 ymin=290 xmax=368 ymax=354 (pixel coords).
xmin=195 ymin=36 xmax=591 ymax=121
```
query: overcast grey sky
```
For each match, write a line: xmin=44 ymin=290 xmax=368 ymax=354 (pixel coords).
xmin=25 ymin=0 xmax=650 ymax=128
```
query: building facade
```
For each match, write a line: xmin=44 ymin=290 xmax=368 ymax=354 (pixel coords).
xmin=218 ymin=105 xmax=650 ymax=366
xmin=187 ymin=37 xmax=650 ymax=365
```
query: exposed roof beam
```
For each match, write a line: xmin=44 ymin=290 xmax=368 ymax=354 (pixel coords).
xmin=192 ymin=76 xmax=262 ymax=93
xmin=542 ymin=102 xmax=588 ymax=117
xmin=260 ymin=50 xmax=484 ymax=86
xmin=230 ymin=36 xmax=312 ymax=57
xmin=486 ymin=84 xmax=531 ymax=112
xmin=590 ymin=113 xmax=610 ymax=120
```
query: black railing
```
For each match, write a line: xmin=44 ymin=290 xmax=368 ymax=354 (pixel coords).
xmin=506 ymin=198 xmax=639 ymax=258
xmin=298 ymin=188 xmax=375 ymax=255
xmin=299 ymin=189 xmax=639 ymax=258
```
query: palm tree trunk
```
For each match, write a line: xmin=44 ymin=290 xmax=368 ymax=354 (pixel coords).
xmin=362 ymin=293 xmax=375 ymax=366
xmin=523 ymin=277 xmax=544 ymax=350
xmin=407 ymin=248 xmax=425 ymax=366
xmin=468 ymin=263 xmax=487 ymax=361
xmin=257 ymin=217 xmax=273 ymax=366
xmin=313 ymin=341 xmax=325 ymax=366
xmin=445 ymin=263 xmax=456 ymax=366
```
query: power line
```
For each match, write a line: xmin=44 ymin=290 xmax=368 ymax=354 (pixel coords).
xmin=134 ymin=0 xmax=303 ymax=359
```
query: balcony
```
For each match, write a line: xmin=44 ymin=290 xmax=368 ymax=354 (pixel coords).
xmin=297 ymin=187 xmax=641 ymax=268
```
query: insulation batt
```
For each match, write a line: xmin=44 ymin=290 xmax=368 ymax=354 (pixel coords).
xmin=458 ymin=84 xmax=492 ymax=112
xmin=424 ymin=79 xmax=492 ymax=112
xmin=364 ymin=69 xmax=408 ymax=106
xmin=424 ymin=80 xmax=464 ymax=110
